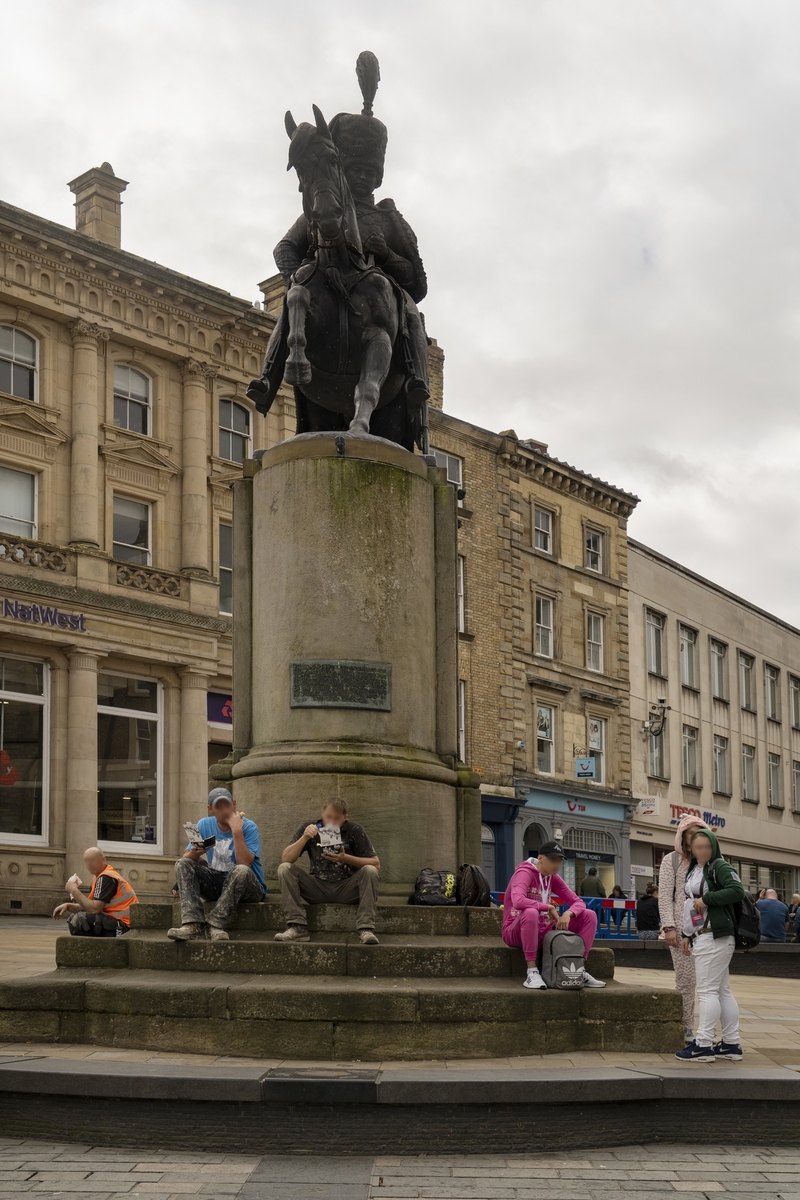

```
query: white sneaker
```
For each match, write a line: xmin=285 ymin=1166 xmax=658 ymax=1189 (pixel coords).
xmin=582 ymin=969 xmax=606 ymax=988
xmin=523 ymin=968 xmax=547 ymax=990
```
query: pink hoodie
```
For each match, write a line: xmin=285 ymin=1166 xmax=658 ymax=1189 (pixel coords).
xmin=502 ymin=859 xmax=586 ymax=936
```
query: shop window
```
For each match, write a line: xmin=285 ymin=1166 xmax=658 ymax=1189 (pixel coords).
xmin=219 ymin=399 xmax=251 ymax=464
xmin=112 ymin=496 xmax=150 ymax=564
xmin=563 ymin=827 xmax=615 ymax=855
xmin=588 ymin=716 xmax=606 ymax=784
xmin=535 ymin=595 xmax=553 ymax=658
xmin=586 ymin=612 xmax=604 ymax=673
xmin=713 ymin=735 xmax=729 ymax=794
xmin=536 ymin=704 xmax=554 ymax=775
xmin=0 ymin=466 xmax=36 ymax=540
xmin=113 ymin=365 xmax=151 ymax=435
xmin=219 ymin=523 xmax=233 ymax=615
xmin=646 ymin=609 xmax=665 ymax=676
xmin=0 ymin=656 xmax=47 ymax=843
xmin=0 ymin=326 xmax=37 ymax=402
xmin=97 ymin=674 xmax=161 ymax=850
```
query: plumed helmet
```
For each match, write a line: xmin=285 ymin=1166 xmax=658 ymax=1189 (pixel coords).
xmin=329 ymin=51 xmax=388 ymax=188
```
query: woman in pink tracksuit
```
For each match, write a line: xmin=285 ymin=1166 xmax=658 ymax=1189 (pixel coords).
xmin=502 ymin=839 xmax=606 ymax=990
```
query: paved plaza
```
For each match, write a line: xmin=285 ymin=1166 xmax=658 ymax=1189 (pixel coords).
xmin=1 ymin=1141 xmax=800 ymax=1199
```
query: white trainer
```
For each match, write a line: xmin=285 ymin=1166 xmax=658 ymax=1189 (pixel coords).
xmin=523 ymin=967 xmax=547 ymax=990
xmin=582 ymin=969 xmax=606 ymax=988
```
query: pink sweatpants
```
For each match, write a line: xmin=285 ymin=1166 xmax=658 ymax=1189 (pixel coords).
xmin=503 ymin=907 xmax=598 ymax=963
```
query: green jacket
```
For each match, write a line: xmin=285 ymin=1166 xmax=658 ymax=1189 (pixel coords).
xmin=688 ymin=830 xmax=745 ymax=940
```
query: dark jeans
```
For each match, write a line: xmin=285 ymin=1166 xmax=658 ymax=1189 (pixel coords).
xmin=175 ymin=859 xmax=264 ymax=929
xmin=68 ymin=912 xmax=127 ymax=937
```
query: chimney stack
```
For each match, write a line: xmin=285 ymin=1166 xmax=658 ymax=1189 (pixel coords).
xmin=68 ymin=162 xmax=128 ymax=248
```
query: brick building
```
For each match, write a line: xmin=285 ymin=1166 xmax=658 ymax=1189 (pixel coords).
xmin=428 ymin=408 xmax=640 ymax=893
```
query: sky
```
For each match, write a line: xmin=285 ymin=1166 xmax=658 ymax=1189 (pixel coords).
xmin=3 ymin=0 xmax=800 ymax=623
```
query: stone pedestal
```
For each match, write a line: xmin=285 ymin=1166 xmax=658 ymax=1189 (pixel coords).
xmin=229 ymin=433 xmax=480 ymax=886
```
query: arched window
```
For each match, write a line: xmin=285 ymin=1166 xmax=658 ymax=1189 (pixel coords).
xmin=155 ymin=316 xmax=165 ymax=334
xmin=113 ymin=364 xmax=151 ymax=435
xmin=111 ymin=300 xmax=121 ymax=318
xmin=197 ymin=331 xmax=206 ymax=349
xmin=219 ymin=399 xmax=250 ymax=463
xmin=563 ymin=827 xmax=615 ymax=855
xmin=64 ymin=282 xmax=75 ymax=301
xmin=88 ymin=290 xmax=99 ymax=308
xmin=40 ymin=273 xmax=51 ymax=292
xmin=0 ymin=326 xmax=37 ymax=402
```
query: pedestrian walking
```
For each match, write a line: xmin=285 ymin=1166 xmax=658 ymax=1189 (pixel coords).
xmin=658 ymin=814 xmax=710 ymax=1043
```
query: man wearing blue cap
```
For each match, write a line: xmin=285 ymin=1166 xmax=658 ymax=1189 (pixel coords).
xmin=168 ymin=788 xmax=266 ymax=941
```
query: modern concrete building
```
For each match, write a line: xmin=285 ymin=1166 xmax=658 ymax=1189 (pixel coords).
xmin=628 ymin=541 xmax=800 ymax=896
xmin=0 ymin=164 xmax=295 ymax=912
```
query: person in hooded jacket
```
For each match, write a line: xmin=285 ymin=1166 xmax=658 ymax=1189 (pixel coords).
xmin=675 ymin=828 xmax=746 ymax=1062
xmin=658 ymin=814 xmax=710 ymax=1043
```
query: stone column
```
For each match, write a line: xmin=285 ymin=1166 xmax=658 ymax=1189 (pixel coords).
xmin=180 ymin=360 xmax=215 ymax=574
xmin=65 ymin=650 xmax=102 ymax=874
xmin=179 ymin=669 xmax=208 ymax=833
xmin=69 ymin=320 xmax=108 ymax=547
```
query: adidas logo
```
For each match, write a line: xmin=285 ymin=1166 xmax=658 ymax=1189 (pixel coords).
xmin=559 ymin=961 xmax=585 ymax=987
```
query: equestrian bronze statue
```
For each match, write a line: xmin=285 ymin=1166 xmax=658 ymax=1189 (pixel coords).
xmin=247 ymin=52 xmax=430 ymax=452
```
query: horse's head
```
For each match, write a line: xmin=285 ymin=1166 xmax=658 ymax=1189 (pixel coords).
xmin=285 ymin=106 xmax=362 ymax=254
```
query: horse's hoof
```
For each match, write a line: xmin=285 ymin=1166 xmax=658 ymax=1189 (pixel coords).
xmin=284 ymin=360 xmax=312 ymax=386
xmin=348 ymin=419 xmax=370 ymax=436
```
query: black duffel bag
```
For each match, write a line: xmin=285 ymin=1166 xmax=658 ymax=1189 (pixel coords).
xmin=408 ymin=868 xmax=458 ymax=906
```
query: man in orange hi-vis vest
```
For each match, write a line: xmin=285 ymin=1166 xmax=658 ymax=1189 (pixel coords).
xmin=53 ymin=846 xmax=138 ymax=937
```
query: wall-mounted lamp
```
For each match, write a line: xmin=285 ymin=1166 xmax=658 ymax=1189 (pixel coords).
xmin=640 ymin=697 xmax=670 ymax=739
xmin=554 ymin=826 xmax=563 ymax=840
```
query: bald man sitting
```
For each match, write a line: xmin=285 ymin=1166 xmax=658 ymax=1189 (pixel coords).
xmin=53 ymin=847 xmax=139 ymax=937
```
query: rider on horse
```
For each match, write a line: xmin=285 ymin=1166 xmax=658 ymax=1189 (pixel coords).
xmin=248 ymin=53 xmax=430 ymax=428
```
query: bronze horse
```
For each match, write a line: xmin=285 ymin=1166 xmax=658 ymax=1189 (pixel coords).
xmin=247 ymin=107 xmax=428 ymax=452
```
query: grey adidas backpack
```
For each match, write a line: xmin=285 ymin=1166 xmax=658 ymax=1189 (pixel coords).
xmin=539 ymin=930 xmax=586 ymax=990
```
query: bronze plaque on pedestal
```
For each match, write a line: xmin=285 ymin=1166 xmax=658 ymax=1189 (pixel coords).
xmin=290 ymin=660 xmax=392 ymax=710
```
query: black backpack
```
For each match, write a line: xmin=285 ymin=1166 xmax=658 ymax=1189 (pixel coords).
xmin=408 ymin=868 xmax=457 ymax=906
xmin=708 ymin=859 xmax=761 ymax=950
xmin=456 ymin=863 xmax=491 ymax=907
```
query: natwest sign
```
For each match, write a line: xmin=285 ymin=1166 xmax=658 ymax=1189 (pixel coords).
xmin=2 ymin=598 xmax=87 ymax=632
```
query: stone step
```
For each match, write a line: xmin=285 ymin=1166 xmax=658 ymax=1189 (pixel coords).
xmin=56 ymin=931 xmax=615 ymax=981
xmin=130 ymin=901 xmax=504 ymax=936
xmin=0 ymin=968 xmax=683 ymax=1060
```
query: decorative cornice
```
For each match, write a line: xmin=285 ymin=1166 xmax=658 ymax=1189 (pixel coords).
xmin=579 ymin=688 xmax=623 ymax=707
xmin=68 ymin=318 xmax=110 ymax=346
xmin=100 ymin=439 xmax=179 ymax=493
xmin=526 ymin=673 xmax=572 ymax=695
xmin=181 ymin=357 xmax=218 ymax=382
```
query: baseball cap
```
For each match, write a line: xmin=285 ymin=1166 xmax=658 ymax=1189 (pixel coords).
xmin=538 ymin=840 xmax=564 ymax=859
xmin=208 ymin=787 xmax=233 ymax=807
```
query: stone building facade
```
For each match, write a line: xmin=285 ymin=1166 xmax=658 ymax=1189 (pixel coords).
xmin=0 ymin=164 xmax=295 ymax=912
xmin=427 ymin=409 xmax=640 ymax=893
xmin=629 ymin=541 xmax=800 ymax=897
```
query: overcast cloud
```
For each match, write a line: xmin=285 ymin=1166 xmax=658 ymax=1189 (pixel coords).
xmin=3 ymin=0 xmax=800 ymax=622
